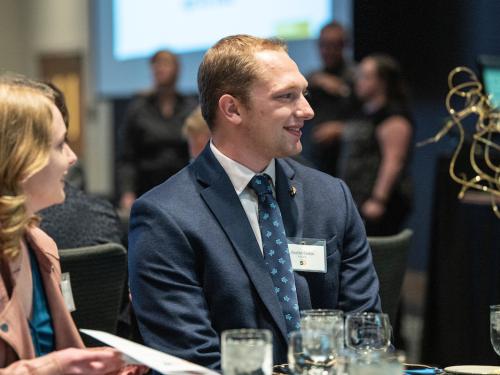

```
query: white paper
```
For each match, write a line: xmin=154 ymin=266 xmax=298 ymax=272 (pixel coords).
xmin=80 ymin=329 xmax=219 ymax=375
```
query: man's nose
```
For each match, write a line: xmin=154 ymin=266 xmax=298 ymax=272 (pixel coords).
xmin=297 ymin=94 xmax=314 ymax=120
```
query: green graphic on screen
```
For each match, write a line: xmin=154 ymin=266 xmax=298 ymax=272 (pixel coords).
xmin=483 ymin=67 xmax=500 ymax=108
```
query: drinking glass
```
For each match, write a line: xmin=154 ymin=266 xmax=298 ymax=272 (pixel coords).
xmin=301 ymin=309 xmax=344 ymax=353
xmin=491 ymin=305 xmax=500 ymax=357
xmin=221 ymin=329 xmax=272 ymax=375
xmin=288 ymin=329 xmax=338 ymax=375
xmin=347 ymin=350 xmax=405 ymax=375
xmin=344 ymin=312 xmax=391 ymax=353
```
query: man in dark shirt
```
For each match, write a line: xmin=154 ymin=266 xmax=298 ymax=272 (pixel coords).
xmin=118 ymin=50 xmax=197 ymax=211
xmin=302 ymin=22 xmax=358 ymax=176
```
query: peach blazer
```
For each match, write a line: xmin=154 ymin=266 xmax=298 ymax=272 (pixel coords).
xmin=0 ymin=226 xmax=84 ymax=374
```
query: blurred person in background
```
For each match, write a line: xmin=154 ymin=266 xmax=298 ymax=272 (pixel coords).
xmin=118 ymin=49 xmax=198 ymax=211
xmin=0 ymin=76 xmax=145 ymax=374
xmin=335 ymin=54 xmax=413 ymax=235
xmin=181 ymin=106 xmax=211 ymax=160
xmin=309 ymin=21 xmax=355 ymax=100
xmin=302 ymin=21 xmax=359 ymax=176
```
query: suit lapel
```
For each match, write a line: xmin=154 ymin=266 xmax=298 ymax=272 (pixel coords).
xmin=275 ymin=160 xmax=313 ymax=311
xmin=193 ymin=147 xmax=289 ymax=342
xmin=275 ymin=159 xmax=303 ymax=240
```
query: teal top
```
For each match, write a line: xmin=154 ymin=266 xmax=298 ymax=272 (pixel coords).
xmin=28 ymin=247 xmax=55 ymax=357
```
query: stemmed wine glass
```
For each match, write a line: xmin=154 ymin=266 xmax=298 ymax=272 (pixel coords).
xmin=490 ymin=305 xmax=500 ymax=357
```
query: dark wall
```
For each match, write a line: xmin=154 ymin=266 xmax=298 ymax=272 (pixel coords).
xmin=354 ymin=0 xmax=500 ymax=271
xmin=354 ymin=1 xmax=462 ymax=96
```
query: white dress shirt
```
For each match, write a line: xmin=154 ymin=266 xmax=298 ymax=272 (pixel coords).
xmin=210 ymin=141 xmax=276 ymax=253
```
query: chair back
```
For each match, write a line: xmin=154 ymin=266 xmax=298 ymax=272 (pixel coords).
xmin=59 ymin=243 xmax=127 ymax=345
xmin=368 ymin=229 xmax=413 ymax=325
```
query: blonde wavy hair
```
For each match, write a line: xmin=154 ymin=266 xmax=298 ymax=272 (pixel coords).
xmin=0 ymin=81 xmax=54 ymax=259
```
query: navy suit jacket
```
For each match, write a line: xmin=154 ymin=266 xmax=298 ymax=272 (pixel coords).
xmin=128 ymin=145 xmax=380 ymax=370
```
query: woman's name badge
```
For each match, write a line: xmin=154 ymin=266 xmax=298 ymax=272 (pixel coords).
xmin=287 ymin=238 xmax=327 ymax=273
xmin=61 ymin=272 xmax=76 ymax=312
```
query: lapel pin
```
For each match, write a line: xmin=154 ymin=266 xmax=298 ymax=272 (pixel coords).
xmin=289 ymin=186 xmax=297 ymax=197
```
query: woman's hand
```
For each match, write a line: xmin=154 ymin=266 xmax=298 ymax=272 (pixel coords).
xmin=312 ymin=121 xmax=345 ymax=144
xmin=361 ymin=198 xmax=386 ymax=221
xmin=309 ymin=72 xmax=351 ymax=97
xmin=53 ymin=347 xmax=124 ymax=375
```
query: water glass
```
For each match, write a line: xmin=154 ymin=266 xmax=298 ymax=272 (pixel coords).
xmin=347 ymin=351 xmax=405 ymax=375
xmin=221 ymin=329 xmax=272 ymax=375
xmin=301 ymin=309 xmax=344 ymax=353
xmin=288 ymin=329 xmax=338 ymax=375
xmin=344 ymin=312 xmax=391 ymax=353
xmin=491 ymin=305 xmax=500 ymax=357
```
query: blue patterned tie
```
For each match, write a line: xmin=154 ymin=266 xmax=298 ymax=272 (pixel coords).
xmin=249 ymin=174 xmax=300 ymax=333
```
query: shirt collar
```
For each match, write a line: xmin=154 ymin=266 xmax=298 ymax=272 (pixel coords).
xmin=210 ymin=140 xmax=276 ymax=195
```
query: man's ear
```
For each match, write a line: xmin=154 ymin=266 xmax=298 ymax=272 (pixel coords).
xmin=218 ymin=94 xmax=243 ymax=125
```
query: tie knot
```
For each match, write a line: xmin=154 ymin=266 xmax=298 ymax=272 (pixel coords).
xmin=249 ymin=174 xmax=273 ymax=196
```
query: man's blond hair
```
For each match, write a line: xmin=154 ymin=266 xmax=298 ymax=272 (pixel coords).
xmin=197 ymin=34 xmax=287 ymax=129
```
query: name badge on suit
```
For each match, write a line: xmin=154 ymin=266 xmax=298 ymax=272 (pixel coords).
xmin=287 ymin=238 xmax=327 ymax=273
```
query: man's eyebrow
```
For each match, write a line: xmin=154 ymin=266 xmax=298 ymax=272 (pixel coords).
xmin=273 ymin=83 xmax=307 ymax=93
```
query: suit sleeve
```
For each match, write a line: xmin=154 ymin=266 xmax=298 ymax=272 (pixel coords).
xmin=128 ymin=197 xmax=221 ymax=370
xmin=336 ymin=180 xmax=382 ymax=313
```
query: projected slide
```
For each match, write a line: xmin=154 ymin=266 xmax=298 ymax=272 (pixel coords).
xmin=113 ymin=0 xmax=332 ymax=60
xmin=484 ymin=67 xmax=500 ymax=108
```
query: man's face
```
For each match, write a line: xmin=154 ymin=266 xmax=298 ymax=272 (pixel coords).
xmin=152 ymin=53 xmax=178 ymax=87
xmin=319 ymin=27 xmax=345 ymax=69
xmin=237 ymin=50 xmax=314 ymax=165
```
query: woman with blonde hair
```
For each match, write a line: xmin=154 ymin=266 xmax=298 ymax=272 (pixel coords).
xmin=0 ymin=77 xmax=144 ymax=374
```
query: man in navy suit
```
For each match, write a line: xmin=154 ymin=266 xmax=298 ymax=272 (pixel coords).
xmin=128 ymin=34 xmax=380 ymax=370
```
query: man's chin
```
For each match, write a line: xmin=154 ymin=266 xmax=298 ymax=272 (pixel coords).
xmin=279 ymin=143 xmax=302 ymax=158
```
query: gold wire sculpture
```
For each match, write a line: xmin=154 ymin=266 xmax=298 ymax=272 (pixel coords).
xmin=418 ymin=67 xmax=500 ymax=218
